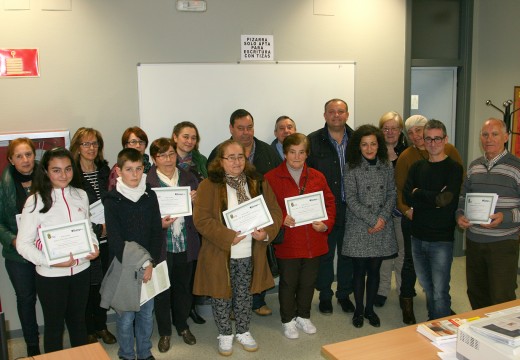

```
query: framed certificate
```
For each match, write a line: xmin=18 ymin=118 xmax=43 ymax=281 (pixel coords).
xmin=89 ymin=199 xmax=105 ymax=224
xmin=38 ymin=219 xmax=95 ymax=265
xmin=284 ymin=190 xmax=328 ymax=227
xmin=223 ymin=195 xmax=274 ymax=235
xmin=152 ymin=186 xmax=192 ymax=217
xmin=465 ymin=193 xmax=499 ymax=224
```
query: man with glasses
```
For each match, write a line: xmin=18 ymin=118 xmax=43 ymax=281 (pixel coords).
xmin=403 ymin=120 xmax=463 ymax=320
xmin=456 ymin=118 xmax=520 ymax=310
xmin=394 ymin=115 xmax=462 ymax=324
xmin=207 ymin=109 xmax=281 ymax=316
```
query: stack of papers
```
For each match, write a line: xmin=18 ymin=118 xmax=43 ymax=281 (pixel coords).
xmin=417 ymin=319 xmax=465 ymax=344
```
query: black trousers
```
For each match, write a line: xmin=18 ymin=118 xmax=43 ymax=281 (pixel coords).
xmin=278 ymin=257 xmax=320 ymax=323
xmin=155 ymin=251 xmax=193 ymax=336
xmin=399 ymin=216 xmax=417 ymax=298
xmin=36 ymin=269 xmax=90 ymax=353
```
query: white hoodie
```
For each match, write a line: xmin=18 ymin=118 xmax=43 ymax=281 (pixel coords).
xmin=16 ymin=186 xmax=99 ymax=277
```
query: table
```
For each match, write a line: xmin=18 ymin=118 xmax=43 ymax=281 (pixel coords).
xmin=25 ymin=343 xmax=111 ymax=360
xmin=321 ymin=299 xmax=520 ymax=360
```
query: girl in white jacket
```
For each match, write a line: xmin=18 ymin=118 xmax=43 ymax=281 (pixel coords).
xmin=17 ymin=147 xmax=99 ymax=353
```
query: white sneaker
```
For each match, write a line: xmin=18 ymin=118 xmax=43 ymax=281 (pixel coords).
xmin=217 ymin=334 xmax=234 ymax=356
xmin=295 ymin=316 xmax=317 ymax=334
xmin=282 ymin=319 xmax=299 ymax=339
xmin=235 ymin=331 xmax=258 ymax=352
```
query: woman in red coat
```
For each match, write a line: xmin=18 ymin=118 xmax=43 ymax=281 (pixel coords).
xmin=264 ymin=133 xmax=336 ymax=340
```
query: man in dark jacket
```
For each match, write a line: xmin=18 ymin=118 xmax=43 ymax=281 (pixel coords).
xmin=307 ymin=98 xmax=355 ymax=315
xmin=207 ymin=109 xmax=281 ymax=316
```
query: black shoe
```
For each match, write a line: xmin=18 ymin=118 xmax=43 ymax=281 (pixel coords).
xmin=352 ymin=313 xmax=364 ymax=328
xmin=374 ymin=294 xmax=387 ymax=308
xmin=137 ymin=357 xmax=155 ymax=360
xmin=27 ymin=345 xmax=40 ymax=356
xmin=319 ymin=299 xmax=333 ymax=315
xmin=87 ymin=334 xmax=98 ymax=344
xmin=96 ymin=329 xmax=117 ymax=344
xmin=338 ymin=298 xmax=355 ymax=313
xmin=180 ymin=328 xmax=196 ymax=345
xmin=189 ymin=307 xmax=206 ymax=324
xmin=364 ymin=312 xmax=381 ymax=327
xmin=158 ymin=335 xmax=170 ymax=353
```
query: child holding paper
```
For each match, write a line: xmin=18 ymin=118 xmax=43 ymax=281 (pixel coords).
xmin=16 ymin=147 xmax=99 ymax=353
xmin=102 ymin=148 xmax=162 ymax=360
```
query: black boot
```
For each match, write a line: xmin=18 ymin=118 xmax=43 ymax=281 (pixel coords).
xmin=399 ymin=296 xmax=416 ymax=325
xmin=189 ymin=305 xmax=206 ymax=324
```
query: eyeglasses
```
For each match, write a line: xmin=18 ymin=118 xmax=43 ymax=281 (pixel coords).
xmin=127 ymin=140 xmax=146 ymax=146
xmin=382 ymin=127 xmax=400 ymax=133
xmin=156 ymin=152 xmax=176 ymax=160
xmin=80 ymin=141 xmax=99 ymax=148
xmin=424 ymin=136 xmax=446 ymax=144
xmin=222 ymin=155 xmax=246 ymax=162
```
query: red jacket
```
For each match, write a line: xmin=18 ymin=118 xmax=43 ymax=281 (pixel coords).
xmin=264 ymin=161 xmax=336 ymax=259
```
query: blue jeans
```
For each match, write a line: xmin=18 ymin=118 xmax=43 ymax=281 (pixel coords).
xmin=411 ymin=237 xmax=453 ymax=320
xmin=117 ymin=299 xmax=154 ymax=359
xmin=5 ymin=259 xmax=39 ymax=347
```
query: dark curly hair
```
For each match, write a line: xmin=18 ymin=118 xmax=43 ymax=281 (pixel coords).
xmin=207 ymin=140 xmax=260 ymax=183
xmin=346 ymin=124 xmax=388 ymax=168
xmin=31 ymin=147 xmax=83 ymax=213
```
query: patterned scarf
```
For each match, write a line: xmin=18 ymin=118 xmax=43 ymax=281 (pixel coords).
xmin=177 ymin=152 xmax=193 ymax=171
xmin=224 ymin=173 xmax=249 ymax=204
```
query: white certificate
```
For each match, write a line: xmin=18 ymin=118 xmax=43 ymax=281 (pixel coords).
xmin=223 ymin=195 xmax=274 ymax=235
xmin=140 ymin=260 xmax=171 ymax=305
xmin=38 ymin=219 xmax=95 ymax=265
xmin=152 ymin=186 xmax=192 ymax=217
xmin=89 ymin=199 xmax=105 ymax=224
xmin=284 ymin=190 xmax=328 ymax=227
xmin=465 ymin=193 xmax=499 ymax=224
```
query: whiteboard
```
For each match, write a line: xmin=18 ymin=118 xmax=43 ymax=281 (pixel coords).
xmin=138 ymin=62 xmax=355 ymax=157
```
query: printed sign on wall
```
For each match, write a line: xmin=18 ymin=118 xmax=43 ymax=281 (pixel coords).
xmin=241 ymin=35 xmax=274 ymax=61
xmin=0 ymin=49 xmax=40 ymax=77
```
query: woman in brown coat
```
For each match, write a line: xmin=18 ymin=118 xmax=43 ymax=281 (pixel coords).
xmin=193 ymin=139 xmax=282 ymax=357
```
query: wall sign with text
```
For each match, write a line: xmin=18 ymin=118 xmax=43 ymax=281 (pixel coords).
xmin=0 ymin=49 xmax=40 ymax=77
xmin=241 ymin=35 xmax=274 ymax=61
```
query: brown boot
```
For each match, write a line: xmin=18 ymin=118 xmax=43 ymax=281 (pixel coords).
xmin=399 ymin=297 xmax=416 ymax=325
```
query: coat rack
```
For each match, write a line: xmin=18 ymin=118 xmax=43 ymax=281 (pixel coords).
xmin=485 ymin=99 xmax=520 ymax=152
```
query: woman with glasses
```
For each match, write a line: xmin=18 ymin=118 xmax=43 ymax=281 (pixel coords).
xmin=0 ymin=138 xmax=40 ymax=356
xmin=146 ymin=138 xmax=200 ymax=353
xmin=193 ymin=140 xmax=282 ymax=356
xmin=108 ymin=127 xmax=151 ymax=190
xmin=16 ymin=147 xmax=99 ymax=353
xmin=374 ymin=112 xmax=408 ymax=308
xmin=172 ymin=121 xmax=208 ymax=325
xmin=342 ymin=125 xmax=397 ymax=329
xmin=69 ymin=128 xmax=116 ymax=345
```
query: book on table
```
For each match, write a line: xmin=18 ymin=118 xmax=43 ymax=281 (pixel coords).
xmin=416 ymin=318 xmax=465 ymax=343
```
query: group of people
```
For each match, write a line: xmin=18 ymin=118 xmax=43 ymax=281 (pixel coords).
xmin=1 ymin=97 xmax=519 ymax=359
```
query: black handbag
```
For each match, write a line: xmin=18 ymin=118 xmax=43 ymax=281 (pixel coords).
xmin=267 ymin=243 xmax=279 ymax=278
xmin=271 ymin=227 xmax=285 ymax=245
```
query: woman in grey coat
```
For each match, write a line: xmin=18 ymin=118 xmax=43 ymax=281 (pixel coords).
xmin=342 ymin=125 xmax=397 ymax=329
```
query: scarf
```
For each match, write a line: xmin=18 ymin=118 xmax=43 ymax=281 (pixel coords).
xmin=156 ymin=168 xmax=179 ymax=187
xmin=116 ymin=173 xmax=147 ymax=202
xmin=177 ymin=153 xmax=193 ymax=171
xmin=225 ymin=173 xmax=249 ymax=204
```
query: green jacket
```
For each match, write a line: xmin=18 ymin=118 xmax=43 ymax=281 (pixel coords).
xmin=0 ymin=165 xmax=29 ymax=263
xmin=191 ymin=149 xmax=208 ymax=179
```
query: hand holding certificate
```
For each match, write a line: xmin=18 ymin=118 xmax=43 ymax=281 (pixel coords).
xmin=152 ymin=186 xmax=192 ymax=217
xmin=464 ymin=193 xmax=499 ymax=224
xmin=223 ymin=195 xmax=274 ymax=235
xmin=38 ymin=219 xmax=96 ymax=265
xmin=284 ymin=191 xmax=328 ymax=227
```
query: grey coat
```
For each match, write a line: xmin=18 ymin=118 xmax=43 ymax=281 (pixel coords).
xmin=99 ymin=241 xmax=152 ymax=313
xmin=342 ymin=158 xmax=398 ymax=258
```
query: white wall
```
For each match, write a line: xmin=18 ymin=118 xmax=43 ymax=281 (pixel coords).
xmin=469 ymin=0 xmax=520 ymax=161
xmin=0 ymin=0 xmax=406 ymax=333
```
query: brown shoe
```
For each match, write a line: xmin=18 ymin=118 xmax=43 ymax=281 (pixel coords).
xmin=253 ymin=305 xmax=272 ymax=316
xmin=87 ymin=334 xmax=98 ymax=344
xmin=180 ymin=328 xmax=196 ymax=345
xmin=96 ymin=329 xmax=117 ymax=344
xmin=399 ymin=297 xmax=416 ymax=325
xmin=158 ymin=336 xmax=170 ymax=353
